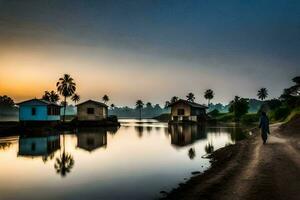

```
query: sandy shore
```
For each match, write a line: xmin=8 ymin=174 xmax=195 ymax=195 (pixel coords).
xmin=163 ymin=116 xmax=300 ymax=200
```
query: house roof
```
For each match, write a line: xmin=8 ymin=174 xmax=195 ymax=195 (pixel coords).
xmin=168 ymin=99 xmax=208 ymax=109
xmin=76 ymin=100 xmax=108 ymax=107
xmin=17 ymin=98 xmax=61 ymax=107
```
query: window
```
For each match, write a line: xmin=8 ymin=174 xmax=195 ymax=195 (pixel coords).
xmin=48 ymin=106 xmax=60 ymax=115
xmin=31 ymin=107 xmax=36 ymax=116
xmin=87 ymin=108 xmax=95 ymax=114
xmin=177 ymin=109 xmax=185 ymax=115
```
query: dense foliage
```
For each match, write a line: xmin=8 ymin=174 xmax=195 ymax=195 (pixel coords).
xmin=229 ymin=96 xmax=249 ymax=121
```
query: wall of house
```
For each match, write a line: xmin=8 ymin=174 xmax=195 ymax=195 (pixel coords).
xmin=19 ymin=105 xmax=60 ymax=121
xmin=77 ymin=103 xmax=107 ymax=121
xmin=171 ymin=102 xmax=191 ymax=116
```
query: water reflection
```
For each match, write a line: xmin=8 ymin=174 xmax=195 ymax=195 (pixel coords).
xmin=205 ymin=142 xmax=214 ymax=154
xmin=18 ymin=134 xmax=60 ymax=161
xmin=0 ymin=139 xmax=12 ymax=150
xmin=0 ymin=119 xmax=249 ymax=200
xmin=168 ymin=124 xmax=206 ymax=147
xmin=76 ymin=128 xmax=107 ymax=152
xmin=54 ymin=134 xmax=74 ymax=177
xmin=135 ymin=126 xmax=144 ymax=138
xmin=188 ymin=148 xmax=196 ymax=160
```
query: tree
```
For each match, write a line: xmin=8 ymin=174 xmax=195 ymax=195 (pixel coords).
xmin=170 ymin=96 xmax=178 ymax=104
xmin=186 ymin=92 xmax=195 ymax=102
xmin=146 ymin=102 xmax=152 ymax=108
xmin=42 ymin=91 xmax=60 ymax=103
xmin=164 ymin=101 xmax=170 ymax=109
xmin=102 ymin=95 xmax=109 ymax=104
xmin=56 ymin=74 xmax=76 ymax=122
xmin=71 ymin=93 xmax=80 ymax=105
xmin=280 ymin=76 xmax=300 ymax=108
xmin=204 ymin=89 xmax=214 ymax=105
xmin=135 ymin=100 xmax=144 ymax=120
xmin=229 ymin=96 xmax=249 ymax=122
xmin=257 ymin=88 xmax=268 ymax=101
xmin=0 ymin=95 xmax=14 ymax=108
xmin=110 ymin=104 xmax=115 ymax=110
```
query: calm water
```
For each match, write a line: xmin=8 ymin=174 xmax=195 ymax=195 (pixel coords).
xmin=0 ymin=119 xmax=246 ymax=200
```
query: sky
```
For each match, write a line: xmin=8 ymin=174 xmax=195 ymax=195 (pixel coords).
xmin=0 ymin=0 xmax=299 ymax=106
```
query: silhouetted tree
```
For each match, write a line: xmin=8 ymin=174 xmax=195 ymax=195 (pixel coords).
xmin=136 ymin=100 xmax=144 ymax=119
xmin=42 ymin=91 xmax=60 ymax=103
xmin=186 ymin=92 xmax=195 ymax=102
xmin=146 ymin=102 xmax=152 ymax=108
xmin=257 ymin=88 xmax=268 ymax=101
xmin=0 ymin=95 xmax=14 ymax=108
xmin=110 ymin=104 xmax=115 ymax=110
xmin=164 ymin=101 xmax=170 ymax=109
xmin=71 ymin=93 xmax=80 ymax=105
xmin=102 ymin=95 xmax=109 ymax=104
xmin=170 ymin=96 xmax=178 ymax=104
xmin=280 ymin=76 xmax=300 ymax=108
xmin=229 ymin=96 xmax=249 ymax=122
xmin=56 ymin=74 xmax=76 ymax=122
xmin=204 ymin=89 xmax=214 ymax=105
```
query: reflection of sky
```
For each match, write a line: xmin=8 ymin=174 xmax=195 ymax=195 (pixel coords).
xmin=0 ymin=1 xmax=299 ymax=105
xmin=1 ymin=121 xmax=243 ymax=199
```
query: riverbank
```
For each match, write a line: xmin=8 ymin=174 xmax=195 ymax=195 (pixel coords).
xmin=162 ymin=115 xmax=300 ymax=200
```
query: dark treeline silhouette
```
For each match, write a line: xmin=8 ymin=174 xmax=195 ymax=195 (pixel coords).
xmin=0 ymin=95 xmax=18 ymax=116
xmin=109 ymin=103 xmax=169 ymax=119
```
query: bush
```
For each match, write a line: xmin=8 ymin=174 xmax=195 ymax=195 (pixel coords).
xmin=272 ymin=107 xmax=291 ymax=121
xmin=208 ymin=109 xmax=220 ymax=117
xmin=241 ymin=114 xmax=259 ymax=124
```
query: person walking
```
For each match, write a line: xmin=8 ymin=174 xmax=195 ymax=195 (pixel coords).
xmin=259 ymin=112 xmax=270 ymax=144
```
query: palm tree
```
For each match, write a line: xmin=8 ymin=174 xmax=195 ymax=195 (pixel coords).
xmin=71 ymin=93 xmax=80 ymax=105
xmin=42 ymin=91 xmax=51 ymax=102
xmin=56 ymin=74 xmax=76 ymax=122
xmin=186 ymin=92 xmax=195 ymax=102
xmin=102 ymin=95 xmax=109 ymax=104
xmin=136 ymin=100 xmax=144 ymax=120
xmin=170 ymin=96 xmax=178 ymax=104
xmin=49 ymin=91 xmax=60 ymax=103
xmin=204 ymin=89 xmax=214 ymax=105
xmin=257 ymin=88 xmax=268 ymax=101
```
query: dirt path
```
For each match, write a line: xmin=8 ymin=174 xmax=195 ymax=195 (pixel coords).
xmin=164 ymin=124 xmax=300 ymax=200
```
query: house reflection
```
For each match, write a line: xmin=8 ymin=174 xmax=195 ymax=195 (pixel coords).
xmin=76 ymin=128 xmax=107 ymax=152
xmin=18 ymin=134 xmax=60 ymax=159
xmin=168 ymin=124 xmax=206 ymax=147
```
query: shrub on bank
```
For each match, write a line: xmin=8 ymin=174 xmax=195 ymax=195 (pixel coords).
xmin=241 ymin=113 xmax=259 ymax=124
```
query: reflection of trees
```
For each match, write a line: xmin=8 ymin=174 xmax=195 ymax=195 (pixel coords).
xmin=135 ymin=126 xmax=144 ymax=138
xmin=0 ymin=142 xmax=11 ymax=150
xmin=42 ymin=152 xmax=55 ymax=163
xmin=205 ymin=143 xmax=214 ymax=154
xmin=188 ymin=148 xmax=196 ymax=160
xmin=230 ymin=128 xmax=247 ymax=142
xmin=146 ymin=126 xmax=152 ymax=133
xmin=54 ymin=134 xmax=74 ymax=177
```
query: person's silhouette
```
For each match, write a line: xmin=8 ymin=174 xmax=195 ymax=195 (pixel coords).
xmin=259 ymin=112 xmax=270 ymax=144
